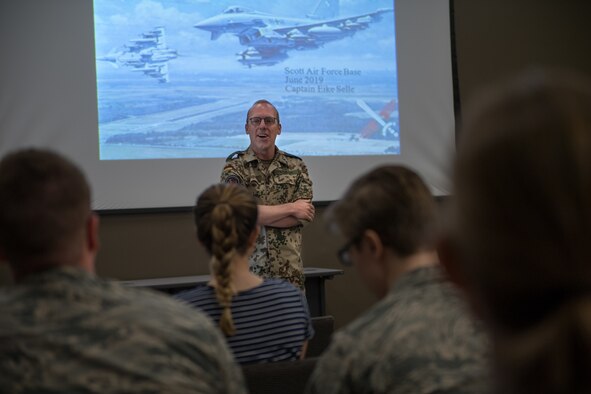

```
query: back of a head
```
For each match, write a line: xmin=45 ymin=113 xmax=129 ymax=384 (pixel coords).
xmin=0 ymin=149 xmax=90 ymax=275
xmin=454 ymin=70 xmax=591 ymax=392
xmin=327 ymin=165 xmax=437 ymax=257
xmin=194 ymin=183 xmax=258 ymax=335
xmin=194 ymin=183 xmax=258 ymax=259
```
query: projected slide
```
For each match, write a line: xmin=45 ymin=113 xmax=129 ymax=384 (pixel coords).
xmin=94 ymin=0 xmax=399 ymax=160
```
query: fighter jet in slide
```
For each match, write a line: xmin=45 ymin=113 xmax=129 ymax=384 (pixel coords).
xmin=193 ymin=1 xmax=392 ymax=67
xmin=98 ymin=27 xmax=178 ymax=83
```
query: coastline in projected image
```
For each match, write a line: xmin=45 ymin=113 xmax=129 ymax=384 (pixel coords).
xmin=94 ymin=0 xmax=399 ymax=160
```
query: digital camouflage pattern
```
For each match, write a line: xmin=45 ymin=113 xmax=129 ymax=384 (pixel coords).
xmin=221 ymin=147 xmax=313 ymax=289
xmin=0 ymin=267 xmax=246 ymax=394
xmin=306 ymin=266 xmax=489 ymax=394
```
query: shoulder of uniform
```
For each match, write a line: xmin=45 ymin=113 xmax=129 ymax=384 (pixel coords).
xmin=226 ymin=150 xmax=246 ymax=162
xmin=281 ymin=151 xmax=303 ymax=161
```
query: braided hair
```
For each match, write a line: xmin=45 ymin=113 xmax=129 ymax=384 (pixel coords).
xmin=194 ymin=183 xmax=258 ymax=336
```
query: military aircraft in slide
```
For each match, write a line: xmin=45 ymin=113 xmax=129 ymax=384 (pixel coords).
xmin=357 ymin=99 xmax=398 ymax=139
xmin=98 ymin=27 xmax=178 ymax=83
xmin=193 ymin=1 xmax=393 ymax=67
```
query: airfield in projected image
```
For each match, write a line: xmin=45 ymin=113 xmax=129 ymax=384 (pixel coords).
xmin=98 ymin=77 xmax=400 ymax=159
xmin=101 ymin=132 xmax=399 ymax=160
xmin=94 ymin=0 xmax=399 ymax=160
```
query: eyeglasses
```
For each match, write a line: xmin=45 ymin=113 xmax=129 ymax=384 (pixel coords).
xmin=337 ymin=236 xmax=360 ymax=267
xmin=248 ymin=117 xmax=277 ymax=126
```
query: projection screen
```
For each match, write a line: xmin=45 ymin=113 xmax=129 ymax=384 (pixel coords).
xmin=0 ymin=0 xmax=455 ymax=210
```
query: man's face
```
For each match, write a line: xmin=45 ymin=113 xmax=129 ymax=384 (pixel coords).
xmin=245 ymin=103 xmax=282 ymax=160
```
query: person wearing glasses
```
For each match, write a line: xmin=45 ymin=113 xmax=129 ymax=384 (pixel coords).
xmin=306 ymin=165 xmax=488 ymax=394
xmin=220 ymin=99 xmax=314 ymax=290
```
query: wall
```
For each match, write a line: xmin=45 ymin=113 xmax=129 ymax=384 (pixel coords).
xmin=453 ymin=0 xmax=591 ymax=104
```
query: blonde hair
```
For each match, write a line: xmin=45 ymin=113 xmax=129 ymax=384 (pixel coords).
xmin=194 ymin=183 xmax=258 ymax=336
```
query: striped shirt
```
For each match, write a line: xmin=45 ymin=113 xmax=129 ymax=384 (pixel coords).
xmin=176 ymin=279 xmax=314 ymax=365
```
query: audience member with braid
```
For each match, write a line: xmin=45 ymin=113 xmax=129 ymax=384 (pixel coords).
xmin=176 ymin=183 xmax=314 ymax=364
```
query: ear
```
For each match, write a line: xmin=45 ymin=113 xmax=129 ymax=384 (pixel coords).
xmin=86 ymin=213 xmax=100 ymax=255
xmin=361 ymin=229 xmax=384 ymax=261
xmin=277 ymin=122 xmax=282 ymax=135
xmin=357 ymin=229 xmax=390 ymax=298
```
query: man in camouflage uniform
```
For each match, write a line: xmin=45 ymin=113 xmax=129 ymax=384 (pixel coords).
xmin=221 ymin=99 xmax=314 ymax=289
xmin=0 ymin=149 xmax=246 ymax=394
xmin=306 ymin=166 xmax=488 ymax=394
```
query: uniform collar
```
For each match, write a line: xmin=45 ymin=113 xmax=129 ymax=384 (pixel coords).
xmin=245 ymin=146 xmax=288 ymax=167
xmin=20 ymin=265 xmax=96 ymax=285
xmin=389 ymin=265 xmax=442 ymax=296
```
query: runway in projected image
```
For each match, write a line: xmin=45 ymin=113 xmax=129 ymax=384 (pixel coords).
xmin=94 ymin=0 xmax=399 ymax=160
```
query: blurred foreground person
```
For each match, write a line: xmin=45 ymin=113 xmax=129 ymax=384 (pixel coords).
xmin=176 ymin=183 xmax=313 ymax=364
xmin=306 ymin=165 xmax=488 ymax=394
xmin=0 ymin=149 xmax=245 ymax=393
xmin=441 ymin=70 xmax=591 ymax=394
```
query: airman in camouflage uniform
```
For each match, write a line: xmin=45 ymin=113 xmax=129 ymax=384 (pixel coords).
xmin=221 ymin=100 xmax=314 ymax=289
xmin=306 ymin=166 xmax=488 ymax=394
xmin=306 ymin=266 xmax=488 ymax=394
xmin=0 ymin=267 xmax=246 ymax=394
xmin=0 ymin=148 xmax=246 ymax=393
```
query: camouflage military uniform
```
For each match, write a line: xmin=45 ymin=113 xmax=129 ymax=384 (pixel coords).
xmin=306 ymin=266 xmax=489 ymax=394
xmin=0 ymin=267 xmax=246 ymax=394
xmin=221 ymin=146 xmax=313 ymax=289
